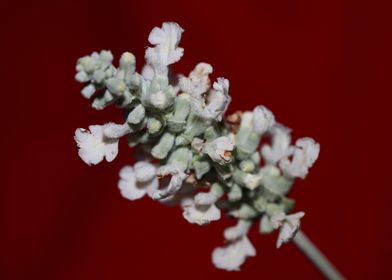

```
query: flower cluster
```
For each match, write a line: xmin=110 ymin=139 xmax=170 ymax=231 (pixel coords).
xmin=74 ymin=22 xmax=320 ymax=271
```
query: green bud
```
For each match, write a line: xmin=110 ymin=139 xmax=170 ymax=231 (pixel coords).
xmin=151 ymin=132 xmax=175 ymax=159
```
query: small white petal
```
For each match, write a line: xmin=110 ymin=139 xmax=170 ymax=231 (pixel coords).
xmin=134 ymin=161 xmax=157 ymax=182
xmin=152 ymin=164 xmax=187 ymax=200
xmin=118 ymin=166 xmax=146 ymax=200
xmin=212 ymin=236 xmax=256 ymax=271
xmin=191 ymin=77 xmax=231 ymax=121
xmin=279 ymin=138 xmax=320 ymax=179
xmin=179 ymin=62 xmax=213 ymax=96
xmin=271 ymin=211 xmax=305 ymax=248
xmin=261 ymin=125 xmax=294 ymax=165
xmin=145 ymin=22 xmax=184 ymax=75
xmin=183 ymin=203 xmax=221 ymax=225
xmin=252 ymin=105 xmax=275 ymax=135
xmin=204 ymin=136 xmax=235 ymax=165
xmin=74 ymin=125 xmax=119 ymax=165
xmin=118 ymin=165 xmax=159 ymax=200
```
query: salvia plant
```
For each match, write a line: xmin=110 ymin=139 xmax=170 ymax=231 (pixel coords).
xmin=74 ymin=22 xmax=343 ymax=279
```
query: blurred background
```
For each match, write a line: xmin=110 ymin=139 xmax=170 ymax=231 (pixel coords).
xmin=0 ymin=0 xmax=391 ymax=279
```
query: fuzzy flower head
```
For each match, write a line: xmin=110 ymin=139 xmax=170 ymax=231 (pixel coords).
xmin=74 ymin=21 xmax=321 ymax=272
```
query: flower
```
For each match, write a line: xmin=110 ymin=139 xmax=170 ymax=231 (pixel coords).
xmin=191 ymin=78 xmax=231 ymax=121
xmin=271 ymin=211 xmax=305 ymax=248
xmin=152 ymin=164 xmax=187 ymax=200
xmin=118 ymin=164 xmax=159 ymax=201
xmin=261 ymin=125 xmax=294 ymax=165
xmin=179 ymin=63 xmax=213 ymax=96
xmin=204 ymin=136 xmax=235 ymax=165
xmin=212 ymin=236 xmax=256 ymax=271
xmin=183 ymin=203 xmax=221 ymax=225
xmin=252 ymin=105 xmax=275 ymax=135
xmin=145 ymin=22 xmax=184 ymax=75
xmin=279 ymin=138 xmax=320 ymax=179
xmin=74 ymin=124 xmax=121 ymax=165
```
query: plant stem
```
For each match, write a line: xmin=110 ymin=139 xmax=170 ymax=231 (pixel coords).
xmin=293 ymin=230 xmax=345 ymax=280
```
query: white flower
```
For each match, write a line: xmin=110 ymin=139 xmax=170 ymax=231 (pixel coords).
xmin=118 ymin=165 xmax=159 ymax=201
xmin=271 ymin=211 xmax=305 ymax=248
xmin=152 ymin=164 xmax=187 ymax=200
xmin=74 ymin=124 xmax=120 ymax=165
xmin=279 ymin=138 xmax=320 ymax=179
xmin=212 ymin=236 xmax=256 ymax=271
xmin=192 ymin=78 xmax=231 ymax=121
xmin=145 ymin=22 xmax=184 ymax=75
xmin=204 ymin=136 xmax=235 ymax=165
xmin=179 ymin=62 xmax=213 ymax=96
xmin=261 ymin=125 xmax=294 ymax=165
xmin=183 ymin=203 xmax=221 ymax=225
xmin=252 ymin=105 xmax=275 ymax=135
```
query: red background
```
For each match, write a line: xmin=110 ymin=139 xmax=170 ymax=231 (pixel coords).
xmin=1 ymin=0 xmax=391 ymax=279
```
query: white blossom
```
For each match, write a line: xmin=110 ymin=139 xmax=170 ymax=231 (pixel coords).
xmin=145 ymin=22 xmax=184 ymax=75
xmin=271 ymin=211 xmax=305 ymax=248
xmin=204 ymin=136 xmax=235 ymax=165
xmin=74 ymin=124 xmax=120 ymax=165
xmin=212 ymin=236 xmax=256 ymax=271
xmin=252 ymin=105 xmax=275 ymax=135
xmin=279 ymin=138 xmax=320 ymax=179
xmin=118 ymin=165 xmax=159 ymax=200
xmin=152 ymin=164 xmax=187 ymax=200
xmin=183 ymin=203 xmax=221 ymax=225
xmin=192 ymin=78 xmax=231 ymax=121
xmin=179 ymin=62 xmax=213 ymax=96
xmin=261 ymin=125 xmax=294 ymax=165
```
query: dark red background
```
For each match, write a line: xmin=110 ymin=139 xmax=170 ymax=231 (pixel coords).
xmin=1 ymin=0 xmax=391 ymax=279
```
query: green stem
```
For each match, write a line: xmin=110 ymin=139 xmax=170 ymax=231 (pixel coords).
xmin=293 ymin=230 xmax=345 ymax=280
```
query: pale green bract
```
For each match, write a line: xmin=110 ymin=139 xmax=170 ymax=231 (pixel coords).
xmin=74 ymin=22 xmax=320 ymax=271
